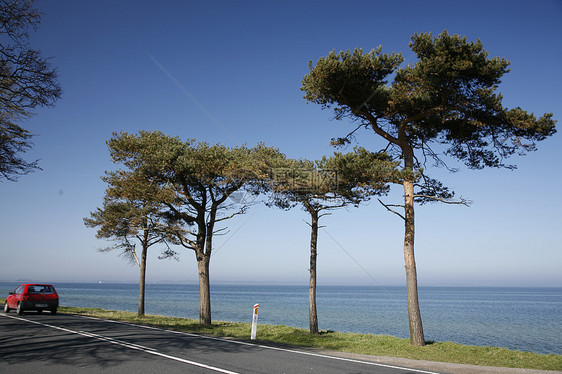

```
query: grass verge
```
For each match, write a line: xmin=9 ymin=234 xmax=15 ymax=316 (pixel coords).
xmin=60 ymin=305 xmax=562 ymax=371
xmin=2 ymin=299 xmax=560 ymax=371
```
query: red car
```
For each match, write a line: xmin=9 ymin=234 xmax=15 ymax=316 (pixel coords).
xmin=4 ymin=284 xmax=59 ymax=315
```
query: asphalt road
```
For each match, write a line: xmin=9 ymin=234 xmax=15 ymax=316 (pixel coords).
xmin=0 ymin=312 xmax=441 ymax=374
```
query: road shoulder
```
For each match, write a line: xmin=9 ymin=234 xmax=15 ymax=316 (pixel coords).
xmin=313 ymin=349 xmax=561 ymax=374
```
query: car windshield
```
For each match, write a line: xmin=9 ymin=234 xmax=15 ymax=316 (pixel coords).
xmin=27 ymin=285 xmax=55 ymax=294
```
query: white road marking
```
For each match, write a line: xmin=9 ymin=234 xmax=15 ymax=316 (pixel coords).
xmin=1 ymin=314 xmax=240 ymax=374
xmin=79 ymin=315 xmax=440 ymax=374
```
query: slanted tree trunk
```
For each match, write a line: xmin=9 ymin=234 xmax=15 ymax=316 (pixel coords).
xmin=138 ymin=243 xmax=148 ymax=316
xmin=402 ymin=148 xmax=425 ymax=346
xmin=197 ymin=254 xmax=211 ymax=325
xmin=196 ymin=210 xmax=217 ymax=326
xmin=308 ymin=209 xmax=319 ymax=334
xmin=367 ymin=120 xmax=426 ymax=346
xmin=186 ymin=201 xmax=216 ymax=326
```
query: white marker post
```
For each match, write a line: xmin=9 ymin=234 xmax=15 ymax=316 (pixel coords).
xmin=250 ymin=303 xmax=259 ymax=340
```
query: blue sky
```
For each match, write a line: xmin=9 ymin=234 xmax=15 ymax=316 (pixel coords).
xmin=1 ymin=0 xmax=561 ymax=286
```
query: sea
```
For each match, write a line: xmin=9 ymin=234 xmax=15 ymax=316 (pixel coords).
xmin=1 ymin=282 xmax=560 ymax=355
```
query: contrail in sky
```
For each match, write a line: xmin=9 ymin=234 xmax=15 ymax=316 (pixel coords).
xmin=147 ymin=53 xmax=240 ymax=144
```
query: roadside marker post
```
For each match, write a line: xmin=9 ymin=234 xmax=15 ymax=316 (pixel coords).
xmin=250 ymin=304 xmax=259 ymax=340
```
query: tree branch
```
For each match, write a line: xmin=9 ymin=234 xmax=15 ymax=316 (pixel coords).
xmin=378 ymin=198 xmax=406 ymax=221
xmin=212 ymin=226 xmax=230 ymax=236
xmin=331 ymin=122 xmax=369 ymax=146
xmin=357 ymin=109 xmax=401 ymax=145
xmin=214 ymin=207 xmax=247 ymax=223
xmin=165 ymin=202 xmax=197 ymax=225
xmin=413 ymin=195 xmax=471 ymax=206
xmin=177 ymin=235 xmax=197 ymax=251
xmin=129 ymin=243 xmax=141 ymax=268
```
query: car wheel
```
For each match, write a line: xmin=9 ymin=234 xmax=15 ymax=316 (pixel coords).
xmin=50 ymin=308 xmax=57 ymax=315
xmin=3 ymin=303 xmax=9 ymax=313
xmin=17 ymin=302 xmax=24 ymax=315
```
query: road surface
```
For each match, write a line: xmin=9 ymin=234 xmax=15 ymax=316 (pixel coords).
xmin=0 ymin=312 xmax=440 ymax=373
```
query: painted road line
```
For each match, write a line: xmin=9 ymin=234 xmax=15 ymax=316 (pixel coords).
xmin=1 ymin=314 xmax=241 ymax=374
xmin=78 ymin=314 xmax=440 ymax=374
xmin=77 ymin=330 xmax=159 ymax=352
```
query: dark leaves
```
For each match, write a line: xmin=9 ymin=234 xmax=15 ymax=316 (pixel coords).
xmin=0 ymin=121 xmax=39 ymax=181
xmin=302 ymin=30 xmax=556 ymax=173
xmin=268 ymin=148 xmax=402 ymax=213
xmin=0 ymin=0 xmax=61 ymax=182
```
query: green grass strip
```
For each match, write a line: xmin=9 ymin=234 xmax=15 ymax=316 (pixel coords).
xmin=60 ymin=305 xmax=562 ymax=371
xmin=2 ymin=299 xmax=560 ymax=371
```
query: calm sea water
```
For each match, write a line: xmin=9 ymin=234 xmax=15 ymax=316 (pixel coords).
xmin=1 ymin=282 xmax=560 ymax=355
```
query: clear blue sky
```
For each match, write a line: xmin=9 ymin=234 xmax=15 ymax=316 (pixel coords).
xmin=1 ymin=0 xmax=561 ymax=286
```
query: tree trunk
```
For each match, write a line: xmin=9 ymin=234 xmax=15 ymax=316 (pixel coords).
xmin=197 ymin=254 xmax=212 ymax=326
xmin=138 ymin=244 xmax=147 ymax=316
xmin=403 ymin=178 xmax=425 ymax=346
xmin=308 ymin=209 xmax=319 ymax=335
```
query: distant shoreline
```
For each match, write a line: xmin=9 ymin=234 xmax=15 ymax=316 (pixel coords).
xmin=1 ymin=280 xmax=561 ymax=289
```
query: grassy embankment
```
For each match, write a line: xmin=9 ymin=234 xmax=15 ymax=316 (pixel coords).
xmin=2 ymin=299 xmax=560 ymax=371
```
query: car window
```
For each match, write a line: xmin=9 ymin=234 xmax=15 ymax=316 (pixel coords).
xmin=28 ymin=285 xmax=55 ymax=294
xmin=15 ymin=286 xmax=24 ymax=294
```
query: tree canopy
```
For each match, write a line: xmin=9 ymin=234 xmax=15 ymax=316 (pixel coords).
xmin=270 ymin=147 xmax=403 ymax=211
xmin=85 ymin=171 xmax=177 ymax=256
xmin=0 ymin=0 xmax=61 ymax=181
xmin=302 ymin=30 xmax=555 ymax=172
